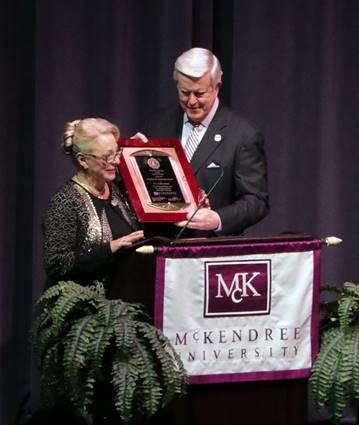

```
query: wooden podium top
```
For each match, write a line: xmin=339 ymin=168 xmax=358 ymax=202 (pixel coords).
xmin=170 ymin=232 xmax=314 ymax=246
xmin=128 ymin=232 xmax=315 ymax=251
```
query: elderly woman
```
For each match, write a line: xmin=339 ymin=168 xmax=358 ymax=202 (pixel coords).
xmin=43 ymin=117 xmax=144 ymax=287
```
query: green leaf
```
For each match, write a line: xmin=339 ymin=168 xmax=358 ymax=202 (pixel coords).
xmin=63 ymin=315 xmax=97 ymax=405
xmin=31 ymin=281 xmax=187 ymax=422
xmin=311 ymin=282 xmax=359 ymax=423
xmin=111 ymin=357 xmax=139 ymax=423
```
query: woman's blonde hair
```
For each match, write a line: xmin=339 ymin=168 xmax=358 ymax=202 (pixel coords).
xmin=61 ymin=117 xmax=120 ymax=156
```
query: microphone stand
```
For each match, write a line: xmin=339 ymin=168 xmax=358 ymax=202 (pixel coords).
xmin=173 ymin=166 xmax=224 ymax=242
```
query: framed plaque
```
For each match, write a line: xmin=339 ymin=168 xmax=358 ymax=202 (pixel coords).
xmin=117 ymin=138 xmax=200 ymax=222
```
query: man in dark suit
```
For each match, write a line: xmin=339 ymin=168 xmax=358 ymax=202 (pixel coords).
xmin=146 ymin=47 xmax=269 ymax=236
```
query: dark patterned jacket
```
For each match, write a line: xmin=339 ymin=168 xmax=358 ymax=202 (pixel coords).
xmin=43 ymin=180 xmax=138 ymax=287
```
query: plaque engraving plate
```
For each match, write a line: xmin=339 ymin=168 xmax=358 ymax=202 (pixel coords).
xmin=117 ymin=139 xmax=200 ymax=222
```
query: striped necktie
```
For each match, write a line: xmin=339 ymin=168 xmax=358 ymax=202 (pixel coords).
xmin=184 ymin=123 xmax=201 ymax=161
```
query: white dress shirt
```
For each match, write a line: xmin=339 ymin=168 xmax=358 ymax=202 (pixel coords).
xmin=181 ymin=97 xmax=220 ymax=147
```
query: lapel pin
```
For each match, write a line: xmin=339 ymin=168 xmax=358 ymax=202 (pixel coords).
xmin=214 ymin=134 xmax=222 ymax=142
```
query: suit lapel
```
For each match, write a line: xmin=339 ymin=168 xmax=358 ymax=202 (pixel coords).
xmin=191 ymin=104 xmax=228 ymax=174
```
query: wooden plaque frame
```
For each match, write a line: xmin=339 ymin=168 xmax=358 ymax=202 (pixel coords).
xmin=117 ymin=138 xmax=200 ymax=222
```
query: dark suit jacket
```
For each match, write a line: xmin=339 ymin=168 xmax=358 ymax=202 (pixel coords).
xmin=145 ymin=102 xmax=269 ymax=236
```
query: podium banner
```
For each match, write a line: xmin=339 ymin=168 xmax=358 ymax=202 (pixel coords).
xmin=154 ymin=239 xmax=321 ymax=384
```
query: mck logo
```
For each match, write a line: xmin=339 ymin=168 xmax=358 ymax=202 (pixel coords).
xmin=204 ymin=260 xmax=271 ymax=317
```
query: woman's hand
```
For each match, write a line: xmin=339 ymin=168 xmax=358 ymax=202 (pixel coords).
xmin=110 ymin=230 xmax=144 ymax=253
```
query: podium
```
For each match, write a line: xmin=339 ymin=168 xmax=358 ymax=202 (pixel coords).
xmin=108 ymin=234 xmax=320 ymax=425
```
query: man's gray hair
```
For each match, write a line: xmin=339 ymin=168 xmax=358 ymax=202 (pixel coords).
xmin=173 ymin=47 xmax=223 ymax=86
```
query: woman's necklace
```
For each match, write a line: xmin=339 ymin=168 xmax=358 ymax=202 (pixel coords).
xmin=73 ymin=174 xmax=109 ymax=200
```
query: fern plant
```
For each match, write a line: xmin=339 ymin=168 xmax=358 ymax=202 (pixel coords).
xmin=310 ymin=281 xmax=359 ymax=423
xmin=31 ymin=281 xmax=187 ymax=424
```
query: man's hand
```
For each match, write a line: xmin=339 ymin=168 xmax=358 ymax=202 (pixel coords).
xmin=176 ymin=208 xmax=220 ymax=230
xmin=130 ymin=132 xmax=148 ymax=143
xmin=198 ymin=188 xmax=210 ymax=209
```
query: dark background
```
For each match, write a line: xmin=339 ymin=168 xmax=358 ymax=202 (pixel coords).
xmin=1 ymin=1 xmax=358 ymax=424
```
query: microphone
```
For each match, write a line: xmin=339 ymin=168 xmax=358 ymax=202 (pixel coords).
xmin=172 ymin=163 xmax=224 ymax=242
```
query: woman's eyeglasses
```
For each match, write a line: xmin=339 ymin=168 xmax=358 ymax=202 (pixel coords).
xmin=82 ymin=151 xmax=121 ymax=166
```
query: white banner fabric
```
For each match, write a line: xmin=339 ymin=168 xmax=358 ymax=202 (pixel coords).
xmin=158 ymin=249 xmax=319 ymax=383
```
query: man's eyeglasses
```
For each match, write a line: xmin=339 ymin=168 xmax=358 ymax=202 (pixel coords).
xmin=82 ymin=151 xmax=121 ymax=166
